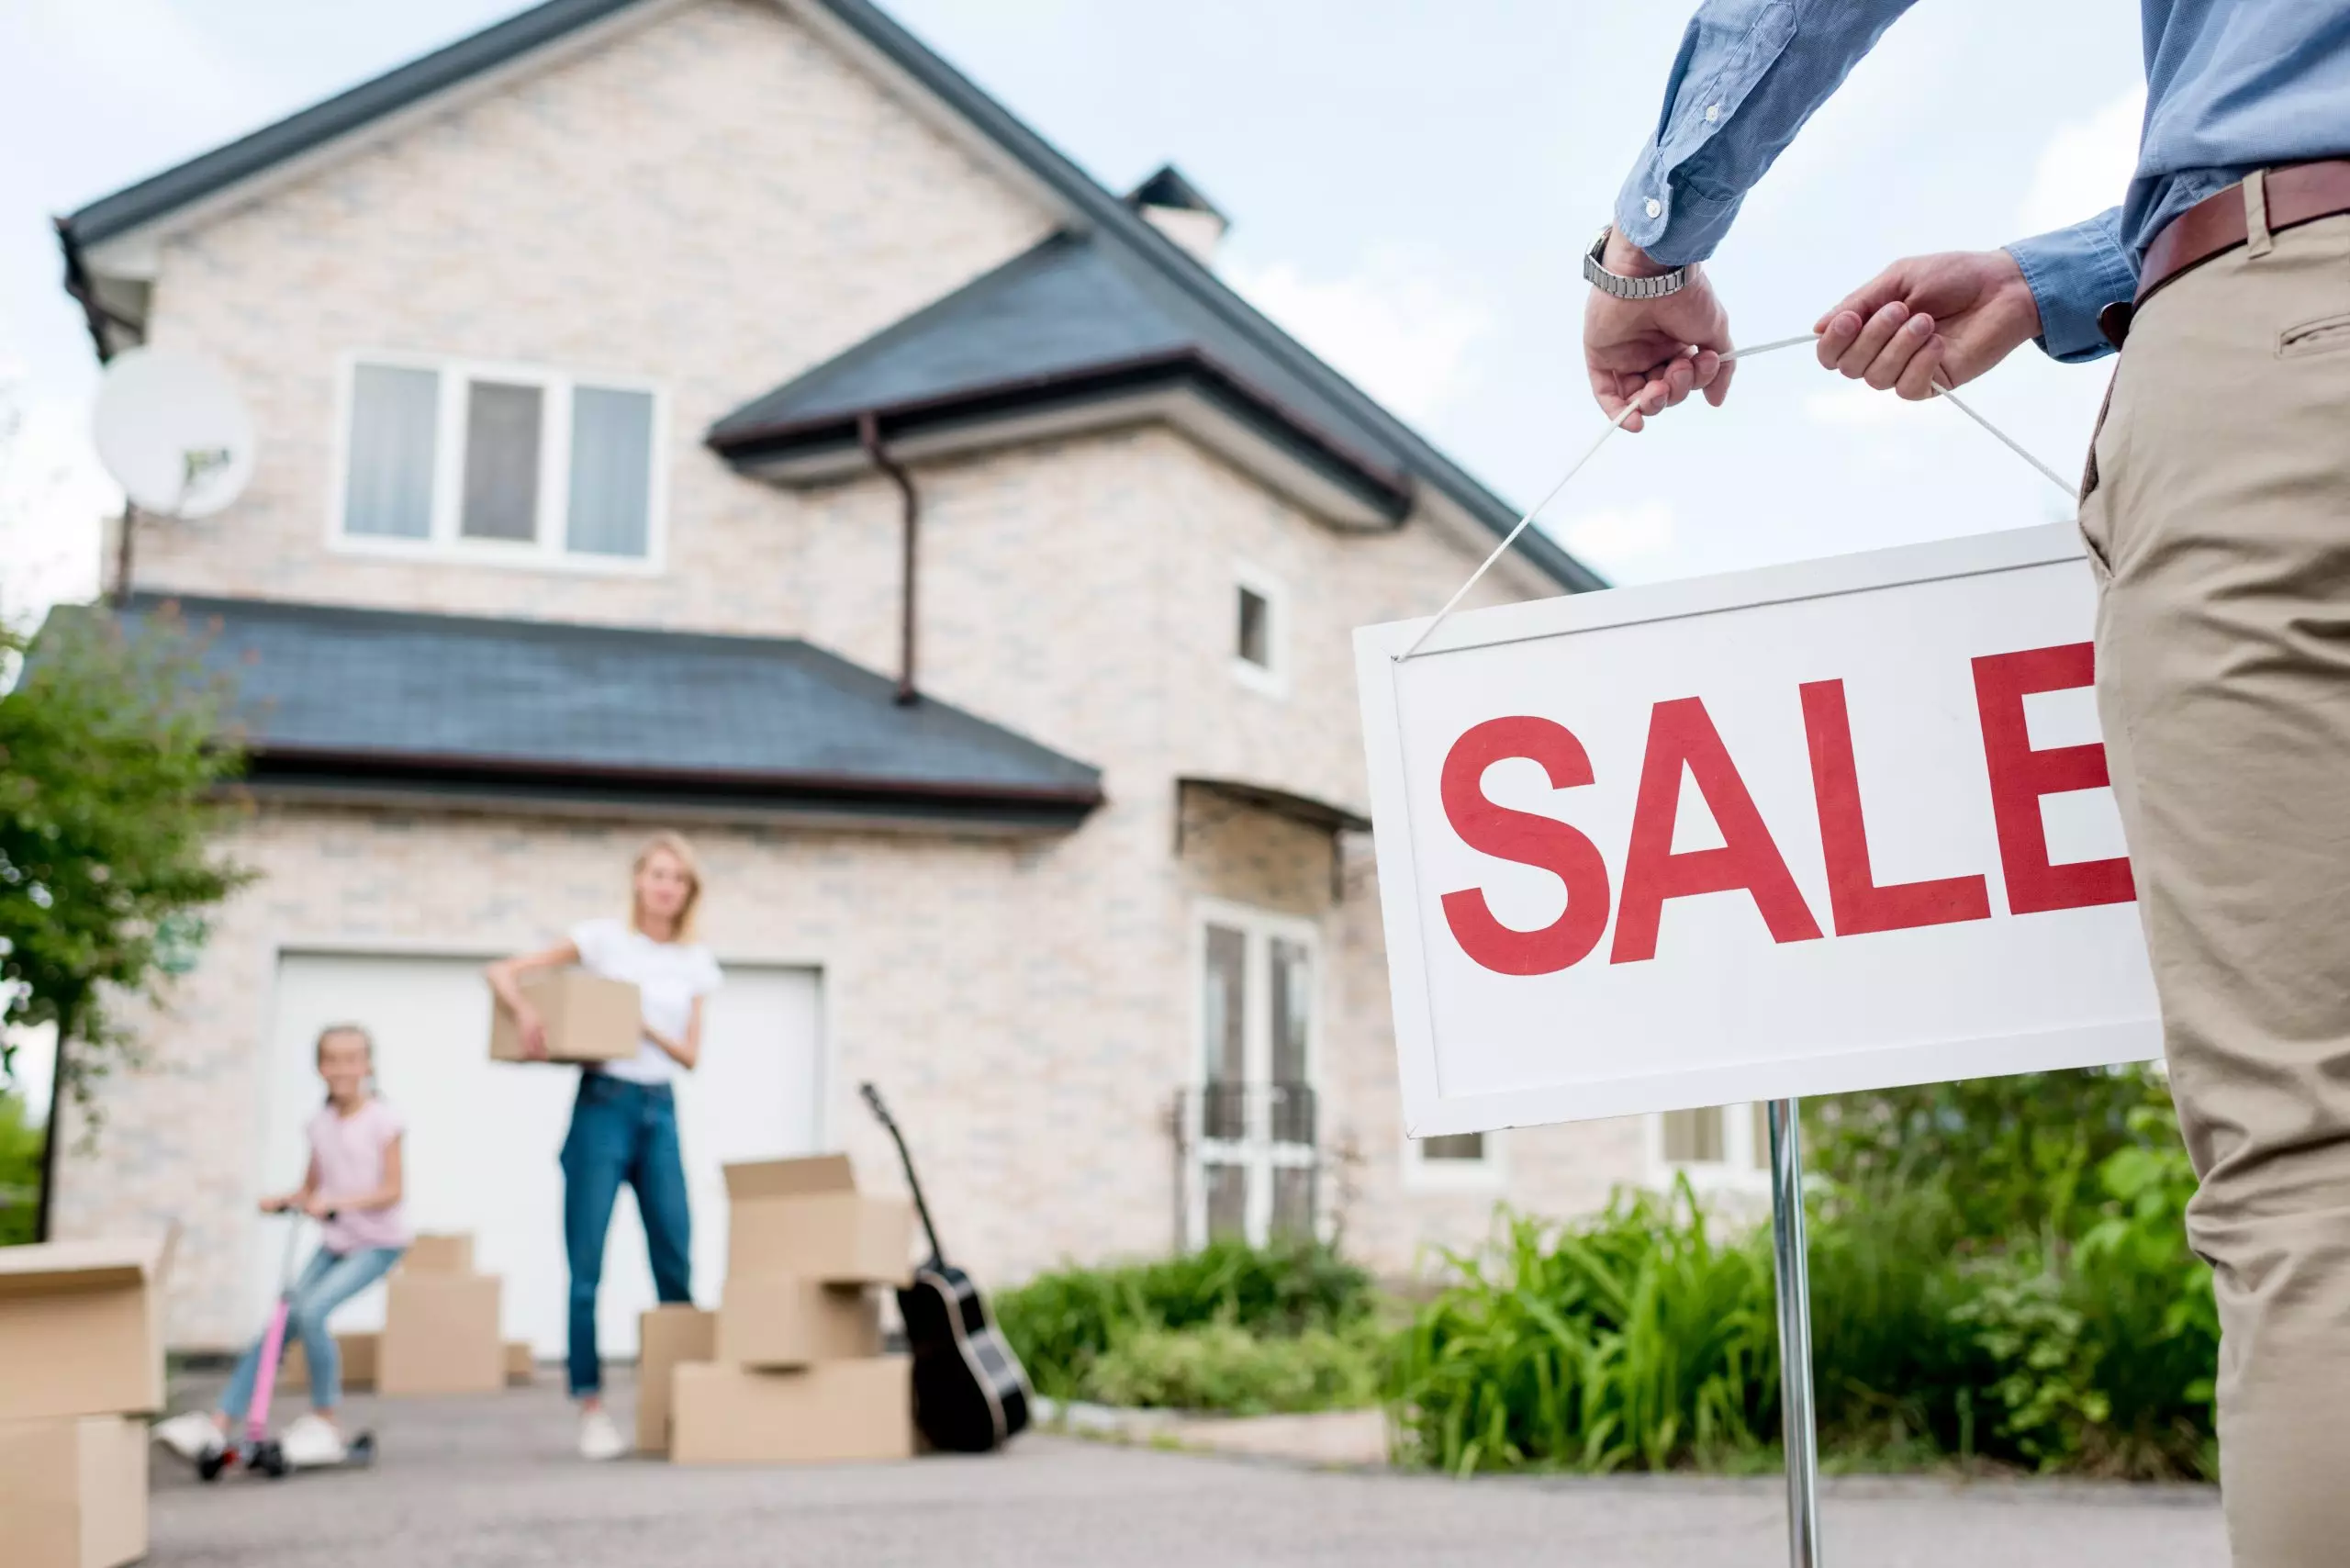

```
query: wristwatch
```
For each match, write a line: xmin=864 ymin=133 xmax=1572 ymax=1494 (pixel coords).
xmin=1583 ymin=228 xmax=1689 ymax=299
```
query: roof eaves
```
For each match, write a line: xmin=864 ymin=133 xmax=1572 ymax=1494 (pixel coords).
xmin=709 ymin=346 xmax=1415 ymax=521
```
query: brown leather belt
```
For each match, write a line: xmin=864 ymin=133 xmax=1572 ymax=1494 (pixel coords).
xmin=2097 ymin=158 xmax=2350 ymax=350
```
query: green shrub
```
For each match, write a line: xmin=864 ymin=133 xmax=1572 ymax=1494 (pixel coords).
xmin=1386 ymin=1070 xmax=2220 ymax=1479
xmin=1082 ymin=1319 xmax=1385 ymax=1415
xmin=0 ymin=1091 xmax=39 ymax=1247
xmin=996 ymin=1238 xmax=1372 ymax=1401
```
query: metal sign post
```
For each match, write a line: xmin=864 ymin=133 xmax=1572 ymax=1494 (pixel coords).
xmin=1767 ymin=1097 xmax=1821 ymax=1568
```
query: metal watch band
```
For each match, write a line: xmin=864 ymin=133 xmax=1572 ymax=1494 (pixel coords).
xmin=1583 ymin=228 xmax=1688 ymax=299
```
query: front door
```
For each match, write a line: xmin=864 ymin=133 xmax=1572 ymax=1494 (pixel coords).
xmin=1189 ymin=902 xmax=1319 ymax=1248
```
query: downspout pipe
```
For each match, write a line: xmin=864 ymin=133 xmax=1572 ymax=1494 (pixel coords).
xmin=857 ymin=410 xmax=920 ymax=706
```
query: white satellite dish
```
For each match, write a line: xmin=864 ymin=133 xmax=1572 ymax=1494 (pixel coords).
xmin=91 ymin=346 xmax=256 ymax=519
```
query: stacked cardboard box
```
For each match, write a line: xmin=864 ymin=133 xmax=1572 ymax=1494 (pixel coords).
xmin=281 ymin=1330 xmax=378 ymax=1394
xmin=0 ymin=1236 xmax=170 ymax=1568
xmin=650 ymin=1155 xmax=917 ymax=1464
xmin=379 ymin=1233 xmax=504 ymax=1396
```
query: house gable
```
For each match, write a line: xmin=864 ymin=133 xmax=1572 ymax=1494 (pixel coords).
xmin=60 ymin=0 xmax=1599 ymax=598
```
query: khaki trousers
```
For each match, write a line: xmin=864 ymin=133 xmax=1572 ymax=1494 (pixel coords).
xmin=2081 ymin=190 xmax=2350 ymax=1565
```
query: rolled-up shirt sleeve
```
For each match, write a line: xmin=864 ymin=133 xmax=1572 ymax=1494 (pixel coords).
xmin=2004 ymin=207 xmax=2137 ymax=364
xmin=1616 ymin=0 xmax=1922 ymax=266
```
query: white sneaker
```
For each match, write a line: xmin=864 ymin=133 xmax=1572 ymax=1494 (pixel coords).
xmin=578 ymin=1408 xmax=627 ymax=1462
xmin=280 ymin=1413 xmax=348 ymax=1469
xmin=153 ymin=1411 xmax=226 ymax=1463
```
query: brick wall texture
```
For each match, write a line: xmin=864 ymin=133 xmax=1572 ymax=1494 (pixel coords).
xmin=61 ymin=0 xmax=1647 ymax=1346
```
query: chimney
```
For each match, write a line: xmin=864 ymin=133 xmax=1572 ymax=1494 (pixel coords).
xmin=1126 ymin=163 xmax=1229 ymax=266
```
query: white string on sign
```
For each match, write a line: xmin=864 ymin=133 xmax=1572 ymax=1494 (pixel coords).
xmin=1393 ymin=331 xmax=2077 ymax=662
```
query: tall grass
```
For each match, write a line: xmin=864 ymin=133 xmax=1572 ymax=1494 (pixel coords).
xmin=1388 ymin=1182 xmax=1777 ymax=1474
xmin=1388 ymin=1071 xmax=2218 ymax=1479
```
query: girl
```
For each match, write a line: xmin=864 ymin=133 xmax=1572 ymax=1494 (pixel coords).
xmin=155 ymin=1024 xmax=408 ymax=1470
xmin=486 ymin=831 xmax=722 ymax=1462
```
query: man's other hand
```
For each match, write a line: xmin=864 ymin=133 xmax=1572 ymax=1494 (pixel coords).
xmin=1815 ymin=250 xmax=2042 ymax=398
xmin=1583 ymin=230 xmax=1733 ymax=433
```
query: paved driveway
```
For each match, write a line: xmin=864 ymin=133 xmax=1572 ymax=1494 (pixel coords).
xmin=150 ymin=1376 xmax=2227 ymax=1567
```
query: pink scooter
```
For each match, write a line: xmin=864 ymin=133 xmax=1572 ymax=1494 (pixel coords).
xmin=198 ymin=1212 xmax=375 ymax=1482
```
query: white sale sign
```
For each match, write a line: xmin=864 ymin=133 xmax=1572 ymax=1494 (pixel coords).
xmin=1355 ymin=524 xmax=2162 ymax=1137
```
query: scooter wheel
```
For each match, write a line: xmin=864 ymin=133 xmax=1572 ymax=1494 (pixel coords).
xmin=196 ymin=1449 xmax=229 ymax=1483
xmin=254 ymin=1440 xmax=289 ymax=1479
xmin=347 ymin=1432 xmax=376 ymax=1467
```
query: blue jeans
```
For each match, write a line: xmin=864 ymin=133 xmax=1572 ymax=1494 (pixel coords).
xmin=221 ymin=1244 xmax=403 ymax=1418
xmin=561 ymin=1074 xmax=692 ymax=1396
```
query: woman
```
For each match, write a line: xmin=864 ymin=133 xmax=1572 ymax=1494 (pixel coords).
xmin=487 ymin=832 xmax=722 ymax=1462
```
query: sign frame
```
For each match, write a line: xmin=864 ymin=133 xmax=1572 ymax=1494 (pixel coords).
xmin=1354 ymin=522 xmax=2162 ymax=1139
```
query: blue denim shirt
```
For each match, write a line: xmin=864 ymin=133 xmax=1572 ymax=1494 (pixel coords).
xmin=1616 ymin=2 xmax=2350 ymax=362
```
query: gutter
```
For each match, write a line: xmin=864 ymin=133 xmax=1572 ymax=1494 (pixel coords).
xmin=857 ymin=409 xmax=921 ymax=706
xmin=52 ymin=218 xmax=129 ymax=364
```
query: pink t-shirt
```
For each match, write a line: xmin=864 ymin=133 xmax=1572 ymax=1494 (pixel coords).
xmin=308 ymin=1098 xmax=410 ymax=1254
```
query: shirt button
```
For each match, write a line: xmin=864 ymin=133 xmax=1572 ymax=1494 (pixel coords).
xmin=1645 ymin=197 xmax=1663 ymax=219
xmin=1705 ymin=103 xmax=1721 ymax=122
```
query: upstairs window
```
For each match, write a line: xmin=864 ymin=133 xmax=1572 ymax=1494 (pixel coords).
xmin=1231 ymin=564 xmax=1288 ymax=696
xmin=337 ymin=355 xmax=661 ymax=567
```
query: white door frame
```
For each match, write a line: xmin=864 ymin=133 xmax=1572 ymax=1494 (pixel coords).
xmin=1184 ymin=898 xmax=1324 ymax=1248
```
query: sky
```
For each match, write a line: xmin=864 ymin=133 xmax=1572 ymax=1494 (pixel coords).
xmin=0 ymin=2 xmax=2146 ymax=1097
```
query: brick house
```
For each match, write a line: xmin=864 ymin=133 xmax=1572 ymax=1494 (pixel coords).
xmin=50 ymin=0 xmax=1759 ymax=1353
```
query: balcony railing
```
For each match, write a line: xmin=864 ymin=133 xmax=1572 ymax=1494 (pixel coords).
xmin=1170 ymin=1082 xmax=1321 ymax=1249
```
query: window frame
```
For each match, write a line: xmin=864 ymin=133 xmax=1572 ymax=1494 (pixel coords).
xmin=1401 ymin=1124 xmax=1506 ymax=1192
xmin=326 ymin=350 xmax=668 ymax=575
xmin=1229 ymin=561 xmax=1290 ymax=698
xmin=1648 ymin=1103 xmax=1773 ymax=1194
xmin=1185 ymin=897 xmax=1324 ymax=1248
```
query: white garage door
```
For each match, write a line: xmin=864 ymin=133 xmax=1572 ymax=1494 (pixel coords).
xmin=252 ymin=950 xmax=822 ymax=1360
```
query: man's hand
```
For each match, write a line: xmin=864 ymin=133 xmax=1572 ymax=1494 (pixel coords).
xmin=1583 ymin=230 xmax=1734 ymax=433
xmin=1814 ymin=250 xmax=2042 ymax=398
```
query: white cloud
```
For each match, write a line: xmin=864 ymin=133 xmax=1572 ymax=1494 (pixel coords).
xmin=1560 ymin=499 xmax=1673 ymax=569
xmin=2017 ymin=88 xmax=2144 ymax=237
xmin=1223 ymin=247 xmax=1492 ymax=424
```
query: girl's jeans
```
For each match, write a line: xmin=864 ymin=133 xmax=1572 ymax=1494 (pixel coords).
xmin=222 ymin=1244 xmax=404 ymax=1417
xmin=562 ymin=1073 xmax=693 ymax=1396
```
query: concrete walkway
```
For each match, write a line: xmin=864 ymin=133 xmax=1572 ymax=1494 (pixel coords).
xmin=149 ymin=1374 xmax=2227 ymax=1567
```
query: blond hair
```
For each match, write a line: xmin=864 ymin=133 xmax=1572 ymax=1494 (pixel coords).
xmin=630 ymin=830 xmax=704 ymax=942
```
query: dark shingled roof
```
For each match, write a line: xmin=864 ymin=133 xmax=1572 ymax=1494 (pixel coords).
xmin=706 ymin=232 xmax=1416 ymax=519
xmin=92 ymin=595 xmax=1102 ymax=829
xmin=58 ymin=0 xmax=1603 ymax=596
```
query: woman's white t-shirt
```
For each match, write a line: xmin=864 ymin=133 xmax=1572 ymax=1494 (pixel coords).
xmin=570 ymin=917 xmax=723 ymax=1086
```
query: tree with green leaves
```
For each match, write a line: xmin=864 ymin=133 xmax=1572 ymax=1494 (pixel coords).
xmin=0 ymin=603 xmax=250 ymax=1241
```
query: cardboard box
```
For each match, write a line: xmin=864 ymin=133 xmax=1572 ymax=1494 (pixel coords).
xmin=717 ymin=1275 xmax=882 ymax=1369
xmin=489 ymin=969 xmax=641 ymax=1063
xmin=506 ymin=1339 xmax=536 ymax=1385
xmin=379 ymin=1273 xmax=502 ymax=1396
xmin=636 ymin=1305 xmax=717 ymax=1454
xmin=0 ymin=1236 xmax=170 ymax=1422
xmin=670 ymin=1357 xmax=913 ymax=1466
xmin=281 ymin=1330 xmax=379 ymax=1394
xmin=0 ymin=1415 xmax=148 ymax=1568
xmin=723 ymin=1157 xmax=914 ymax=1285
xmin=404 ymin=1232 xmax=475 ymax=1274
